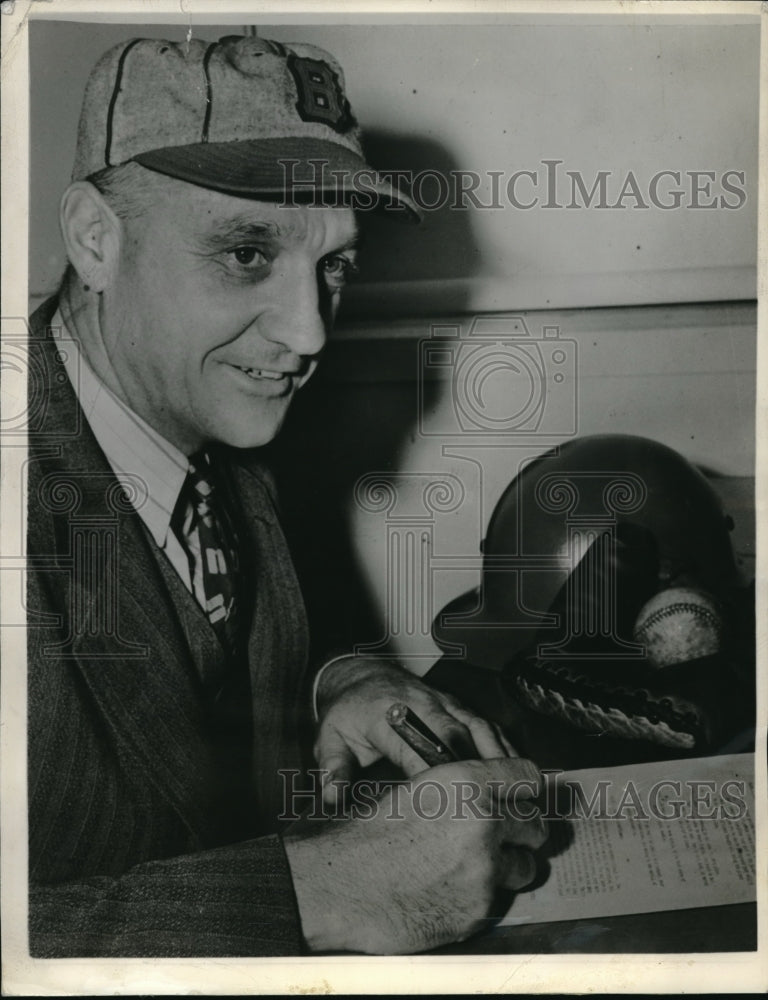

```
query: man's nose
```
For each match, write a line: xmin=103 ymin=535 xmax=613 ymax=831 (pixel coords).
xmin=259 ymin=261 xmax=328 ymax=358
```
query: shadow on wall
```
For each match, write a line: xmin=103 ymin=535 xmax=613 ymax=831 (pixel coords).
xmin=267 ymin=130 xmax=481 ymax=658
xmin=339 ymin=130 xmax=486 ymax=322
xmin=264 ymin=359 xmax=420 ymax=659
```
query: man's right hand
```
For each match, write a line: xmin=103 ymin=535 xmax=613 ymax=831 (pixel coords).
xmin=283 ymin=757 xmax=546 ymax=954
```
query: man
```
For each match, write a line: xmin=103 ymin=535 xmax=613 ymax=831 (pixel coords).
xmin=27 ymin=33 xmax=545 ymax=956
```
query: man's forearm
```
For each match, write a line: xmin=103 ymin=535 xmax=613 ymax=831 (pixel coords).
xmin=30 ymin=835 xmax=304 ymax=958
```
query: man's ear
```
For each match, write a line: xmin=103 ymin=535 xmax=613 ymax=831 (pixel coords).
xmin=59 ymin=182 xmax=121 ymax=293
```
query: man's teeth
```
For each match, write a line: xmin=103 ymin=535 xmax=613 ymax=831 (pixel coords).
xmin=238 ymin=366 xmax=284 ymax=380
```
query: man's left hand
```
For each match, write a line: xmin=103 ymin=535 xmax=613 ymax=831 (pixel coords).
xmin=314 ymin=657 xmax=514 ymax=803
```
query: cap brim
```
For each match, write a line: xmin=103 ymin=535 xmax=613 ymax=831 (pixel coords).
xmin=133 ymin=137 xmax=421 ymax=222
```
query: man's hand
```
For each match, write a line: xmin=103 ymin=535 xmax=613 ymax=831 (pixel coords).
xmin=284 ymin=756 xmax=546 ymax=954
xmin=314 ymin=657 xmax=514 ymax=800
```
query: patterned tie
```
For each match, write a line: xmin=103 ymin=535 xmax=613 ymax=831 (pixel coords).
xmin=174 ymin=453 xmax=253 ymax=836
xmin=176 ymin=452 xmax=243 ymax=657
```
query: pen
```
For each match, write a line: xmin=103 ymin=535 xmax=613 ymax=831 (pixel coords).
xmin=386 ymin=702 xmax=458 ymax=767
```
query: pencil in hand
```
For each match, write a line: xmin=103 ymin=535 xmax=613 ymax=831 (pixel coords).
xmin=386 ymin=702 xmax=460 ymax=768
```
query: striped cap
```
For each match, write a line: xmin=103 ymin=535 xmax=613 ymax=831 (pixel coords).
xmin=72 ymin=34 xmax=419 ymax=219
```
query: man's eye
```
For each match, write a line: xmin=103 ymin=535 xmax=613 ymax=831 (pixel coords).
xmin=321 ymin=254 xmax=360 ymax=286
xmin=230 ymin=246 xmax=268 ymax=267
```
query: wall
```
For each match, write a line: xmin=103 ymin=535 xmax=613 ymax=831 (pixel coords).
xmin=27 ymin=16 xmax=757 ymax=671
xmin=270 ymin=301 xmax=756 ymax=671
xmin=29 ymin=18 xmax=758 ymax=312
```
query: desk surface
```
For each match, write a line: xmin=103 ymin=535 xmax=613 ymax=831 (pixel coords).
xmin=436 ymin=903 xmax=756 ymax=955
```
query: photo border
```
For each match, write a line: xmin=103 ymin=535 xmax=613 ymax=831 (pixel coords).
xmin=2 ymin=0 xmax=766 ymax=994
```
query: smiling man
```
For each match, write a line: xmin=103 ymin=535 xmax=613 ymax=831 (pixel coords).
xmin=27 ymin=34 xmax=545 ymax=956
xmin=61 ymin=178 xmax=357 ymax=452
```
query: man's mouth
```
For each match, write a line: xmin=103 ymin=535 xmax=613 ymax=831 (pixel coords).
xmin=234 ymin=365 xmax=288 ymax=381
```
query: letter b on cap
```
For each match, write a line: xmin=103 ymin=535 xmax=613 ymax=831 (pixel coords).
xmin=287 ymin=55 xmax=355 ymax=132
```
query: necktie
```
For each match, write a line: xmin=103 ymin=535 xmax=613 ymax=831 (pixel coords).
xmin=176 ymin=452 xmax=244 ymax=657
xmin=174 ymin=453 xmax=254 ymax=836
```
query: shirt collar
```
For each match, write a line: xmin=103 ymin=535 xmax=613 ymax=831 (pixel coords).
xmin=53 ymin=308 xmax=189 ymax=548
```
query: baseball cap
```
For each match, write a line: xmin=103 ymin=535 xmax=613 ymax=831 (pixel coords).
xmin=72 ymin=34 xmax=420 ymax=220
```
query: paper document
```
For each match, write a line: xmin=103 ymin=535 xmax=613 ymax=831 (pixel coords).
xmin=503 ymin=753 xmax=755 ymax=925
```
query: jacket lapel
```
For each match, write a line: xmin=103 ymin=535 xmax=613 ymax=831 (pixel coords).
xmin=228 ymin=456 xmax=309 ymax=825
xmin=29 ymin=301 xmax=226 ymax=845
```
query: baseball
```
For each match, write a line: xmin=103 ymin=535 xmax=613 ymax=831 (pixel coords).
xmin=633 ymin=586 xmax=722 ymax=668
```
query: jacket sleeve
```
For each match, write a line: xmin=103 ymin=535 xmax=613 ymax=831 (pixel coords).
xmin=29 ymin=835 xmax=306 ymax=957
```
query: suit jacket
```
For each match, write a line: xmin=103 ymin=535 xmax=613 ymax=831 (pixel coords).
xmin=27 ymin=298 xmax=312 ymax=956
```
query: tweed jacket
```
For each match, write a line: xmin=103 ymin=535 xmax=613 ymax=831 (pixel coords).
xmin=26 ymin=298 xmax=312 ymax=956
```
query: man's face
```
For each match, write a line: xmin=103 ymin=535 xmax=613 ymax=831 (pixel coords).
xmin=101 ymin=176 xmax=359 ymax=454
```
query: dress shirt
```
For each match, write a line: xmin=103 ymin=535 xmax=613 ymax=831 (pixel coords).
xmin=54 ymin=308 xmax=205 ymax=606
